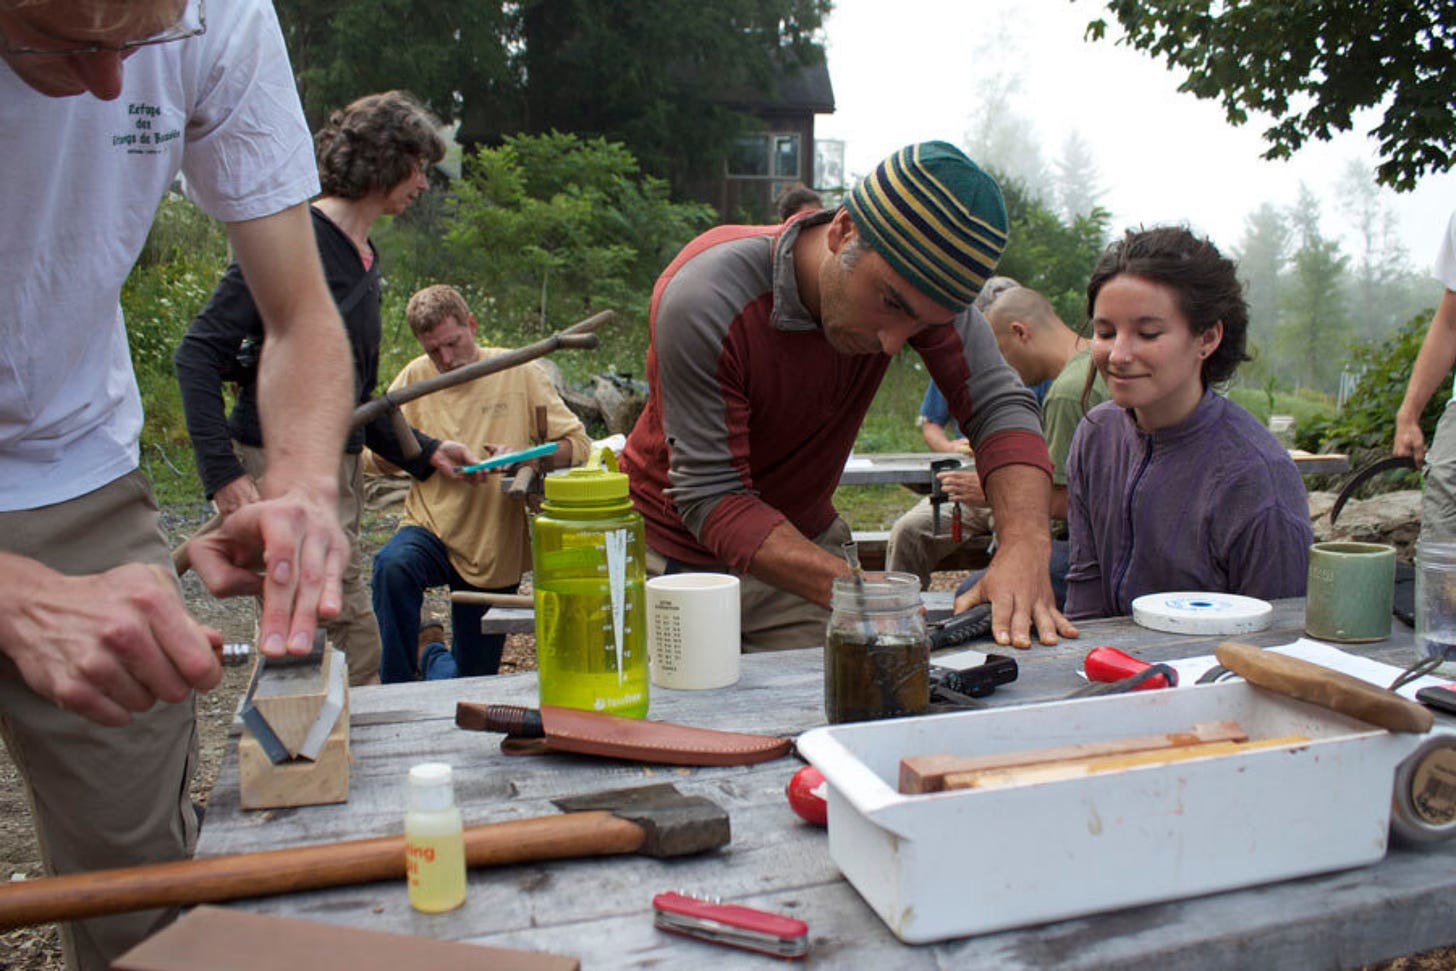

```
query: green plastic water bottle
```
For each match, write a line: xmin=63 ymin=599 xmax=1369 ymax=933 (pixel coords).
xmin=531 ymin=448 xmax=648 ymax=718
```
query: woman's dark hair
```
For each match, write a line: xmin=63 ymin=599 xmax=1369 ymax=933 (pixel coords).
xmin=315 ymin=91 xmax=446 ymax=200
xmin=774 ymin=182 xmax=824 ymax=222
xmin=1085 ymin=226 xmax=1251 ymax=387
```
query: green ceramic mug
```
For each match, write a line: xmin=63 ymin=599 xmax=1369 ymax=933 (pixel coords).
xmin=1305 ymin=541 xmax=1396 ymax=643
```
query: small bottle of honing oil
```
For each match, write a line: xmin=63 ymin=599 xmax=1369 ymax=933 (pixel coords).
xmin=404 ymin=762 xmax=466 ymax=912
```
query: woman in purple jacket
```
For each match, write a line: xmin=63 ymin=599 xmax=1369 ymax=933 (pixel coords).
xmin=1063 ymin=227 xmax=1314 ymax=620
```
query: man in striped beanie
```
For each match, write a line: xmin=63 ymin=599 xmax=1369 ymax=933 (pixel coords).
xmin=622 ymin=141 xmax=1077 ymax=651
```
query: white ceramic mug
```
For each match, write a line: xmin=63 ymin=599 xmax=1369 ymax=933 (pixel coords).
xmin=646 ymin=573 xmax=741 ymax=689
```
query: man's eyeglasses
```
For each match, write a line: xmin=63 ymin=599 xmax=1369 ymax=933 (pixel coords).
xmin=0 ymin=0 xmax=206 ymax=57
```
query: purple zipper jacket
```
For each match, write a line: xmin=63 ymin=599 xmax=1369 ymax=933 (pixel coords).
xmin=1064 ymin=389 xmax=1314 ymax=620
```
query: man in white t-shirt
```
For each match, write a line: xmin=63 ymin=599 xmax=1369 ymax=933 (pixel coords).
xmin=1394 ymin=210 xmax=1456 ymax=538
xmin=0 ymin=1 xmax=352 ymax=966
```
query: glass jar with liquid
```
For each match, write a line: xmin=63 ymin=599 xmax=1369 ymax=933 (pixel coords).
xmin=825 ymin=571 xmax=930 ymax=724
xmin=1415 ymin=539 xmax=1456 ymax=676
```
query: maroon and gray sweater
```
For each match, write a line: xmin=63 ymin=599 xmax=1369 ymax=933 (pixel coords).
xmin=622 ymin=211 xmax=1051 ymax=573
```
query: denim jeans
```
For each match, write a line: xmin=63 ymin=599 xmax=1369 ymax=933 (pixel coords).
xmin=419 ymin=640 xmax=458 ymax=680
xmin=371 ymin=525 xmax=519 ymax=683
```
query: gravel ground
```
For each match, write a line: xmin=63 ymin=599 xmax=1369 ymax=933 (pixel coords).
xmin=0 ymin=549 xmax=1449 ymax=969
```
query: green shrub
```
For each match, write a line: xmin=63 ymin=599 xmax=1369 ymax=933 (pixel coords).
xmin=1297 ymin=310 xmax=1442 ymax=492
xmin=124 ymin=197 xmax=230 ymax=503
xmin=382 ymin=134 xmax=712 ymax=383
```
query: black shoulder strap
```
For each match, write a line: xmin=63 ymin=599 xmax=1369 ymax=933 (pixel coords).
xmin=336 ymin=260 xmax=381 ymax=316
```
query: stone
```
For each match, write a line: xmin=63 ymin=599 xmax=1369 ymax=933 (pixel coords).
xmin=1310 ymin=489 xmax=1423 ymax=561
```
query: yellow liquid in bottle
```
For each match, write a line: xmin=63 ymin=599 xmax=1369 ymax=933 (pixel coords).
xmin=405 ymin=807 xmax=466 ymax=913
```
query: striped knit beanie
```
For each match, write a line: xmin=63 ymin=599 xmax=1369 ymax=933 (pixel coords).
xmin=845 ymin=141 xmax=1009 ymax=313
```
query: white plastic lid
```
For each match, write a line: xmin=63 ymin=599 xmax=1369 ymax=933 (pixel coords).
xmin=407 ymin=762 xmax=456 ymax=812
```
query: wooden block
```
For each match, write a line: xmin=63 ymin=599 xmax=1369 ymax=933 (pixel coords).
xmin=942 ymin=736 xmax=1310 ymax=792
xmin=250 ymin=646 xmax=335 ymax=758
xmin=113 ymin=904 xmax=580 ymax=971
xmin=898 ymin=720 xmax=1249 ymax=794
xmin=239 ymin=689 xmax=349 ymax=810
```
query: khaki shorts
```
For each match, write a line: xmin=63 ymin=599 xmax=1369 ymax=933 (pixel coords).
xmin=0 ymin=469 xmax=198 ymax=971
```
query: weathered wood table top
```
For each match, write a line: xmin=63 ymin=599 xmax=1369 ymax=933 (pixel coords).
xmin=198 ymin=599 xmax=1453 ymax=969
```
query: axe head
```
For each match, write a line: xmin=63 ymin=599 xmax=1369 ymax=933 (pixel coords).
xmin=552 ymin=783 xmax=730 ymax=857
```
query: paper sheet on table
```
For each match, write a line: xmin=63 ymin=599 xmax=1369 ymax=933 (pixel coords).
xmin=1165 ymin=639 xmax=1451 ymax=700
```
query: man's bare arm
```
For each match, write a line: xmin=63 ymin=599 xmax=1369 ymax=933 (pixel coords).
xmin=747 ymin=521 xmax=850 ymax=609
xmin=187 ymin=204 xmax=352 ymax=657
xmin=1395 ymin=290 xmax=1456 ymax=464
xmin=954 ymin=464 xmax=1077 ymax=648
xmin=922 ymin=420 xmax=970 ymax=454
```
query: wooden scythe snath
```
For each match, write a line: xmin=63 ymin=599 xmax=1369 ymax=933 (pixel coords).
xmin=172 ymin=310 xmax=617 ymax=575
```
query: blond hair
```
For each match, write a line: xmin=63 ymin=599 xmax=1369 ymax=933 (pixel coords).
xmin=406 ymin=284 xmax=472 ymax=336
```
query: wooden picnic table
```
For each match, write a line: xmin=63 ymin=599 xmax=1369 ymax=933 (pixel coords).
xmin=196 ymin=599 xmax=1454 ymax=969
xmin=842 ymin=450 xmax=1349 ymax=492
xmin=477 ymin=591 xmax=959 ymax=638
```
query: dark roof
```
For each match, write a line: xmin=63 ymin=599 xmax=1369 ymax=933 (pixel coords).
xmin=724 ymin=52 xmax=835 ymax=115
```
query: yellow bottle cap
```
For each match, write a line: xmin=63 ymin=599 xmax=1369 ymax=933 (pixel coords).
xmin=543 ymin=445 xmax=629 ymax=502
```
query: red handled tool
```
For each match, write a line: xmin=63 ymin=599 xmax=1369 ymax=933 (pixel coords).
xmin=652 ymin=891 xmax=809 ymax=959
xmin=1084 ymin=646 xmax=1177 ymax=690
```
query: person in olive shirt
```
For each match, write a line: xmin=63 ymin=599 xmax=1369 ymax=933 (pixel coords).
xmin=951 ymin=286 xmax=1110 ymax=610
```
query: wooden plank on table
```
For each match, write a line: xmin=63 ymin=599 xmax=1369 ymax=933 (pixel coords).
xmin=1289 ymin=450 xmax=1349 ymax=474
xmin=480 ymin=606 xmax=537 ymax=636
xmin=942 ymin=735 xmax=1309 ymax=791
xmin=899 ymin=720 xmax=1249 ymax=793
xmin=114 ymin=905 xmax=580 ymax=971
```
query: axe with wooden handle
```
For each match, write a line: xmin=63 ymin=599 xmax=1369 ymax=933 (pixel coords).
xmin=0 ymin=783 xmax=726 ymax=931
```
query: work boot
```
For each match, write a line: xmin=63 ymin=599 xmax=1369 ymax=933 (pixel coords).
xmin=416 ymin=621 xmax=446 ymax=677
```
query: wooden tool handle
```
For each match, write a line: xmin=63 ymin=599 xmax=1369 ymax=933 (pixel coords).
xmin=171 ymin=511 xmax=223 ymax=577
xmin=1215 ymin=641 xmax=1434 ymax=733
xmin=0 ymin=811 xmax=643 ymax=931
xmin=506 ymin=465 xmax=537 ymax=499
xmin=386 ymin=405 xmax=422 ymax=461
xmin=450 ymin=591 xmax=534 ymax=607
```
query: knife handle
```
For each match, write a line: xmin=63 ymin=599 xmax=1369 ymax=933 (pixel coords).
xmin=1214 ymin=641 xmax=1434 ymax=733
xmin=455 ymin=703 xmax=545 ymax=737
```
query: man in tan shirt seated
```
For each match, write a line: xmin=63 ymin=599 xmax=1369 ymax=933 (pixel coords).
xmin=369 ymin=285 xmax=592 ymax=681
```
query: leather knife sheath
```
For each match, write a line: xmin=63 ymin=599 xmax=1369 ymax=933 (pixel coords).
xmin=456 ymin=703 xmax=793 ymax=766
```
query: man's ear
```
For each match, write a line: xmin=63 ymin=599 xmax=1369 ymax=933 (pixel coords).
xmin=1010 ymin=320 xmax=1033 ymax=344
xmin=467 ymin=312 xmax=479 ymax=335
xmin=824 ymin=207 xmax=855 ymax=255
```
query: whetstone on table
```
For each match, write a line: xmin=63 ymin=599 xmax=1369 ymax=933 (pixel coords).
xmin=237 ymin=645 xmax=350 ymax=809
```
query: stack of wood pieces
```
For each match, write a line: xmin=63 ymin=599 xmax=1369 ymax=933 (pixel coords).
xmin=237 ymin=644 xmax=350 ymax=809
xmin=898 ymin=720 xmax=1309 ymax=794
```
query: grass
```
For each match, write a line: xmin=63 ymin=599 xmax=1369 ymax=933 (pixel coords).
xmin=1226 ymin=385 xmax=1336 ymax=429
